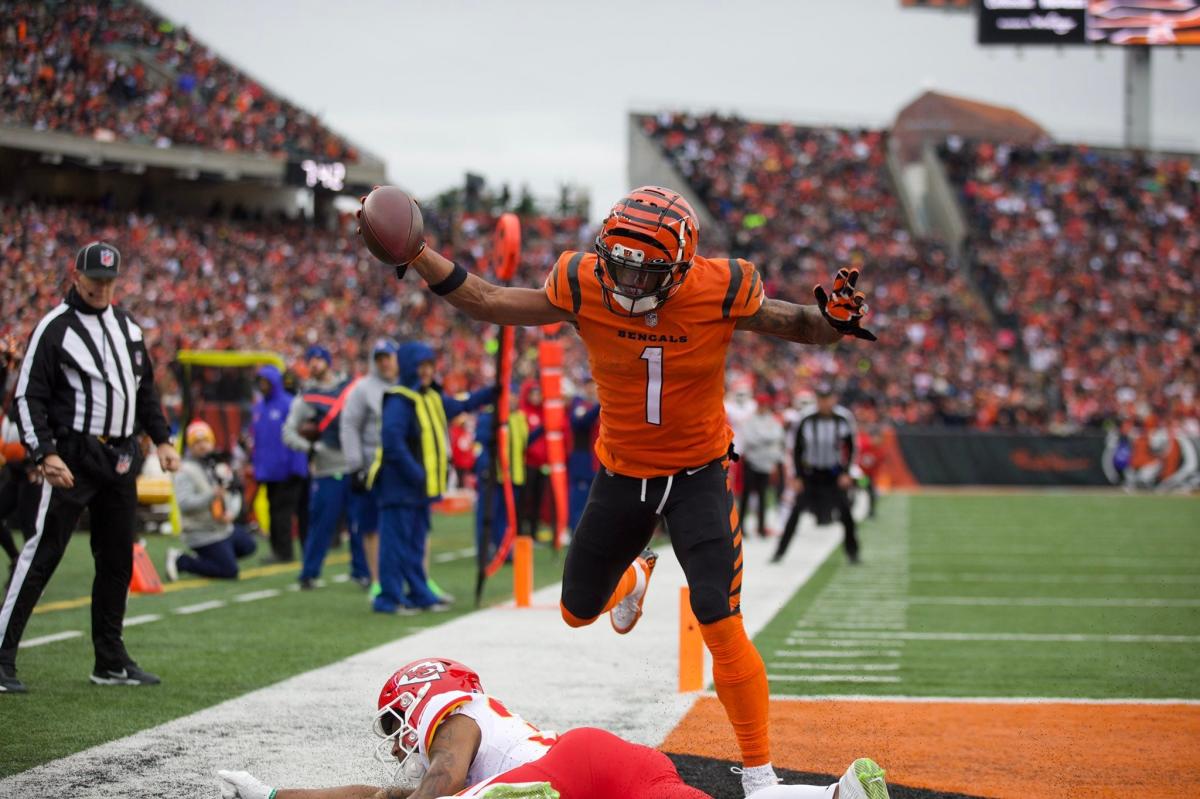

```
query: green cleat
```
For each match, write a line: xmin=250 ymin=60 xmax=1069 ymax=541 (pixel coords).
xmin=472 ymin=782 xmax=560 ymax=799
xmin=838 ymin=757 xmax=890 ymax=799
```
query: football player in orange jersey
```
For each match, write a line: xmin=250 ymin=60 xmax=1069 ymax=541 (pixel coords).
xmin=361 ymin=186 xmax=875 ymax=796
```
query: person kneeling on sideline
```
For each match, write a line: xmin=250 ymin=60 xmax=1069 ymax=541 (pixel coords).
xmin=166 ymin=421 xmax=256 ymax=580
xmin=217 ymin=657 xmax=890 ymax=799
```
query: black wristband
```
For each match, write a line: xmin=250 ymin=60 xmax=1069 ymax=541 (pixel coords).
xmin=430 ymin=263 xmax=468 ymax=296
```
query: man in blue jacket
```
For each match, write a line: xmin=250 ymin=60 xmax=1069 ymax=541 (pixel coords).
xmin=370 ymin=342 xmax=494 ymax=614
xmin=252 ymin=364 xmax=309 ymax=563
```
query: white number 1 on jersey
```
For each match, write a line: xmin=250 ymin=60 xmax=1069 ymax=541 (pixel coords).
xmin=641 ymin=346 xmax=663 ymax=425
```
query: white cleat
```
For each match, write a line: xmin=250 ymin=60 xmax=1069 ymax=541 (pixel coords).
xmin=609 ymin=549 xmax=657 ymax=635
xmin=164 ymin=548 xmax=181 ymax=582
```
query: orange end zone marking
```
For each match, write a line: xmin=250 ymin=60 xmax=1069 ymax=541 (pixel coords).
xmin=661 ymin=696 xmax=1200 ymax=798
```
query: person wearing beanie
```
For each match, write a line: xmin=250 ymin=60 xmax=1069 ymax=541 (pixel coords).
xmin=166 ymin=421 xmax=257 ymax=581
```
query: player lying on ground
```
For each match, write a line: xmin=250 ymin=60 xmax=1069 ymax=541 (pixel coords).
xmin=217 ymin=657 xmax=890 ymax=799
xmin=355 ymin=186 xmax=875 ymax=796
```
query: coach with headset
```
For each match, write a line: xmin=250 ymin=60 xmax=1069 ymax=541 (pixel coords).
xmin=0 ymin=242 xmax=180 ymax=694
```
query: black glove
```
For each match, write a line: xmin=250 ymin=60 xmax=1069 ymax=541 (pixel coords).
xmin=814 ymin=268 xmax=877 ymax=342
xmin=349 ymin=470 xmax=370 ymax=494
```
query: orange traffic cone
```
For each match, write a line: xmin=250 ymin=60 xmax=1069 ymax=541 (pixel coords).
xmin=130 ymin=541 xmax=163 ymax=594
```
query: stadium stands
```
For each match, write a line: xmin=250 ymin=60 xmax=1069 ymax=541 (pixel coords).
xmin=1 ymin=0 xmax=357 ymax=161
xmin=940 ymin=139 xmax=1198 ymax=434
xmin=639 ymin=112 xmax=1199 ymax=434
xmin=0 ymin=199 xmax=588 ymax=423
xmin=639 ymin=111 xmax=1016 ymax=430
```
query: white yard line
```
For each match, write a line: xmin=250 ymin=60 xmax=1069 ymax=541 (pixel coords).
xmin=771 ymin=662 xmax=900 ymax=671
xmin=767 ymin=674 xmax=901 ymax=684
xmin=174 ymin=600 xmax=227 ymax=615
xmin=234 ymin=590 xmax=282 ymax=603
xmin=433 ymin=547 xmax=477 ymax=564
xmin=913 ymin=572 xmax=1200 ymax=585
xmin=19 ymin=630 xmax=83 ymax=648
xmin=775 ymin=649 xmax=903 ymax=658
xmin=0 ymin=525 xmax=842 ymax=797
xmin=909 ymin=596 xmax=1200 ymax=608
xmin=124 ymin=614 xmax=163 ymax=627
xmin=794 ymin=631 xmax=1200 ymax=644
xmin=761 ymin=693 xmax=1200 ymax=706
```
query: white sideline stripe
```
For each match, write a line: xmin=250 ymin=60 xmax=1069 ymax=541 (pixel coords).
xmin=19 ymin=630 xmax=82 ymax=648
xmin=913 ymin=573 xmax=1200 ymax=585
xmin=768 ymin=674 xmax=902 ymax=684
xmin=795 ymin=631 xmax=1200 ymax=643
xmin=771 ymin=662 xmax=900 ymax=671
xmin=124 ymin=614 xmax=162 ymax=627
xmin=332 ymin=575 xmax=350 ymax=584
xmin=174 ymin=600 xmax=227 ymax=615
xmin=759 ymin=693 xmax=1200 ymax=706
xmin=234 ymin=590 xmax=281 ymax=603
xmin=776 ymin=649 xmax=903 ymax=658
xmin=910 ymin=596 xmax=1200 ymax=608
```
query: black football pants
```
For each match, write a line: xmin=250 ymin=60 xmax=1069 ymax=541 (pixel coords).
xmin=561 ymin=456 xmax=744 ymax=625
xmin=774 ymin=469 xmax=858 ymax=562
xmin=0 ymin=451 xmax=140 ymax=672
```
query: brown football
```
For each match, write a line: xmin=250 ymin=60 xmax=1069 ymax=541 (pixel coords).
xmin=358 ymin=186 xmax=425 ymax=266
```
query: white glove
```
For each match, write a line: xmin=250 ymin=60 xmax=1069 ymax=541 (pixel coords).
xmin=217 ymin=770 xmax=275 ymax=799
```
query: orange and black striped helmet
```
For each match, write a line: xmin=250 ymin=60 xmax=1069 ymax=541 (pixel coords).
xmin=594 ymin=186 xmax=700 ymax=316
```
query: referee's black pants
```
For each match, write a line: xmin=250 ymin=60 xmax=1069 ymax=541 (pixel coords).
xmin=0 ymin=437 xmax=141 ymax=672
xmin=773 ymin=469 xmax=858 ymax=563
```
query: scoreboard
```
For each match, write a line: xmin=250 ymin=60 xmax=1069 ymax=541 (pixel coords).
xmin=977 ymin=0 xmax=1200 ymax=45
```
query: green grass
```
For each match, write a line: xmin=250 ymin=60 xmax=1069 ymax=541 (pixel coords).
xmin=0 ymin=513 xmax=565 ymax=777
xmin=755 ymin=492 xmax=1200 ymax=700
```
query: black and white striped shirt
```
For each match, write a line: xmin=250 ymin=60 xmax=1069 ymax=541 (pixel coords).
xmin=13 ymin=289 xmax=170 ymax=461
xmin=793 ymin=406 xmax=857 ymax=472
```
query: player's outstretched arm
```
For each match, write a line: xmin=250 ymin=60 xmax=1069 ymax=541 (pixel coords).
xmin=408 ymin=247 xmax=573 ymax=327
xmin=735 ymin=298 xmax=843 ymax=345
xmin=736 ymin=268 xmax=876 ymax=344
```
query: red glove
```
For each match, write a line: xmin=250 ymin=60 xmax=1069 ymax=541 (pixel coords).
xmin=814 ymin=268 xmax=876 ymax=342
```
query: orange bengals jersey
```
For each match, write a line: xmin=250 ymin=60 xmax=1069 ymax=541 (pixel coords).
xmin=544 ymin=251 xmax=764 ymax=478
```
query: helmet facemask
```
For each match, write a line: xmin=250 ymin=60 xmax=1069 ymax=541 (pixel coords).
xmin=372 ymin=684 xmax=429 ymax=788
xmin=594 ymin=237 xmax=690 ymax=317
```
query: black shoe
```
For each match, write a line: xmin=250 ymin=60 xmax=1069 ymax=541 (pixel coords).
xmin=770 ymin=554 xmax=783 ymax=564
xmin=0 ymin=664 xmax=27 ymax=693
xmin=90 ymin=663 xmax=161 ymax=686
xmin=299 ymin=577 xmax=316 ymax=590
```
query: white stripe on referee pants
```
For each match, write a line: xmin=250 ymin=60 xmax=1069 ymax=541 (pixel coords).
xmin=0 ymin=480 xmax=54 ymax=644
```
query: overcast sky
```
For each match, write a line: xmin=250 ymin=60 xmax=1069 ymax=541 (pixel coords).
xmin=149 ymin=0 xmax=1198 ymax=216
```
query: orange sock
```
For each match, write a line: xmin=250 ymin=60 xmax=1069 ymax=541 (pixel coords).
xmin=560 ymin=563 xmax=639 ymax=627
xmin=700 ymin=614 xmax=771 ymax=767
xmin=601 ymin=563 xmax=639 ymax=613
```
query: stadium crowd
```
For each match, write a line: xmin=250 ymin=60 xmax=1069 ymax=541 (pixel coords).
xmin=940 ymin=138 xmax=1198 ymax=435
xmin=640 ymin=111 xmax=1023 ymax=430
xmin=0 ymin=198 xmax=588 ymax=421
xmin=1 ymin=0 xmax=357 ymax=161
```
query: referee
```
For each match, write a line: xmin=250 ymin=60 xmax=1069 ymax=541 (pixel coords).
xmin=0 ymin=242 xmax=180 ymax=694
xmin=772 ymin=383 xmax=859 ymax=565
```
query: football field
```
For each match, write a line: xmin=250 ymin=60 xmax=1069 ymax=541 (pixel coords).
xmin=665 ymin=492 xmax=1200 ymax=798
xmin=2 ymin=491 xmax=1198 ymax=798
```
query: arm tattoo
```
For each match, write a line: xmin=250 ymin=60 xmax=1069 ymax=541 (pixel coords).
xmin=735 ymin=298 xmax=841 ymax=345
xmin=407 ymin=715 xmax=480 ymax=799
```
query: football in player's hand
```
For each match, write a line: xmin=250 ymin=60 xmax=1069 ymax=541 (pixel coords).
xmin=299 ymin=421 xmax=321 ymax=442
xmin=358 ymin=186 xmax=425 ymax=267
